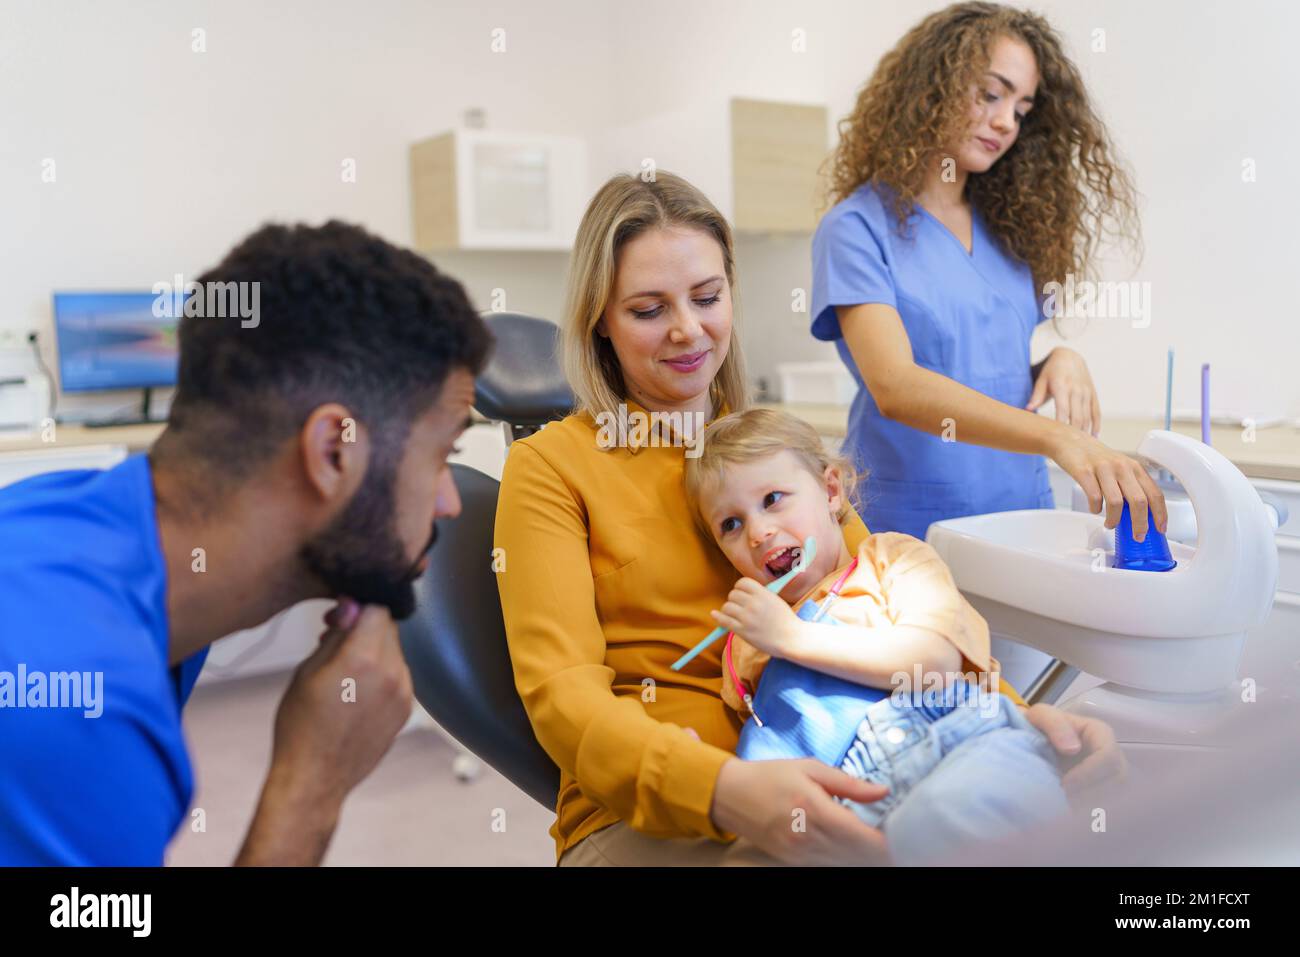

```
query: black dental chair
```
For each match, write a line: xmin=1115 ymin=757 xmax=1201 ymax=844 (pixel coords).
xmin=397 ymin=313 xmax=573 ymax=808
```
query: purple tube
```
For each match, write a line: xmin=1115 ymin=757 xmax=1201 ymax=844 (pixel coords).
xmin=1201 ymin=363 xmax=1211 ymax=446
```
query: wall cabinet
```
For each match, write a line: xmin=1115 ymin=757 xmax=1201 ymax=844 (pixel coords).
xmin=411 ymin=130 xmax=588 ymax=251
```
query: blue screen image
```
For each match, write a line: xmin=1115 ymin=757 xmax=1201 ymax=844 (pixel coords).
xmin=53 ymin=291 xmax=181 ymax=392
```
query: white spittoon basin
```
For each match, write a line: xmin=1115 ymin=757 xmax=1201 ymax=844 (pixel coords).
xmin=927 ymin=430 xmax=1280 ymax=781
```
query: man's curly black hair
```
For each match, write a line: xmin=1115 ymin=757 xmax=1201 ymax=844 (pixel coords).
xmin=157 ymin=220 xmax=492 ymax=479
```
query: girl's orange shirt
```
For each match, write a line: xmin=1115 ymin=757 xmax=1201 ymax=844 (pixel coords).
xmin=721 ymin=532 xmax=1008 ymax=715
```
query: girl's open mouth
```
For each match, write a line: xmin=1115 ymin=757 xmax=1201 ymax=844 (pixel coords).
xmin=763 ymin=544 xmax=802 ymax=579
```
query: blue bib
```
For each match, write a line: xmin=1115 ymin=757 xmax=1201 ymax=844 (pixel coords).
xmin=735 ymin=599 xmax=889 ymax=767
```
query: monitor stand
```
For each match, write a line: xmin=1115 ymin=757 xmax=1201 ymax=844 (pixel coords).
xmin=83 ymin=387 xmax=164 ymax=429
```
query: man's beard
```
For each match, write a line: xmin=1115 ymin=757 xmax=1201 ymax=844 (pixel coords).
xmin=300 ymin=460 xmax=438 ymax=621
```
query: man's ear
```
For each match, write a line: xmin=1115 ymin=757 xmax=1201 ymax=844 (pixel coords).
xmin=299 ymin=403 xmax=370 ymax=506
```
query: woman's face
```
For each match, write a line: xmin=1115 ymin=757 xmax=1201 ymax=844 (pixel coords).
xmin=954 ymin=34 xmax=1039 ymax=175
xmin=597 ymin=225 xmax=732 ymax=413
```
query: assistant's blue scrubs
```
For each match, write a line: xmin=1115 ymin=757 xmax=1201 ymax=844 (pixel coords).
xmin=0 ymin=456 xmax=208 ymax=865
xmin=812 ymin=182 xmax=1054 ymax=540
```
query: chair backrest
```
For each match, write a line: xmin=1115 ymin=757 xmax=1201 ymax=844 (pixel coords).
xmin=398 ymin=311 xmax=571 ymax=809
xmin=399 ymin=464 xmax=561 ymax=807
xmin=472 ymin=311 xmax=575 ymax=438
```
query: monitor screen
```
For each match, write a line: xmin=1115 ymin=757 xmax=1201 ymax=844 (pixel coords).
xmin=53 ymin=291 xmax=181 ymax=392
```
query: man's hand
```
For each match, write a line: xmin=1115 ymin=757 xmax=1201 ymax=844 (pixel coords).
xmin=710 ymin=578 xmax=804 ymax=658
xmin=235 ymin=598 xmax=414 ymax=865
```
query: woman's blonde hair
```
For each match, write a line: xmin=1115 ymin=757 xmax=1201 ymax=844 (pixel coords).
xmin=561 ymin=171 xmax=751 ymax=431
xmin=823 ymin=1 xmax=1141 ymax=292
xmin=683 ymin=408 xmax=862 ymax=539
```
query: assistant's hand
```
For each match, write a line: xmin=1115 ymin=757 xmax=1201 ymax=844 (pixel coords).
xmin=1047 ymin=428 xmax=1168 ymax=541
xmin=711 ymin=757 xmax=892 ymax=865
xmin=710 ymin=578 xmax=803 ymax=657
xmin=1021 ymin=703 xmax=1128 ymax=797
xmin=236 ymin=598 xmax=414 ymax=865
xmin=1028 ymin=347 xmax=1100 ymax=436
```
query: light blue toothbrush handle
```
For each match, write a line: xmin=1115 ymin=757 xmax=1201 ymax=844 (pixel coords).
xmin=669 ymin=536 xmax=816 ymax=671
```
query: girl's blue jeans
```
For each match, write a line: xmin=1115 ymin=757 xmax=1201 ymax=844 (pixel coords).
xmin=838 ymin=684 xmax=1069 ymax=865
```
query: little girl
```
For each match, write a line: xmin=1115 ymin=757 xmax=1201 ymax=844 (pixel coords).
xmin=684 ymin=408 xmax=1069 ymax=865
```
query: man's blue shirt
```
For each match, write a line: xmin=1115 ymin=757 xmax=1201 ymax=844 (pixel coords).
xmin=0 ymin=455 xmax=208 ymax=864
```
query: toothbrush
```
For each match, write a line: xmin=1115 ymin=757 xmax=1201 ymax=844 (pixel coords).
xmin=1164 ymin=349 xmax=1173 ymax=433
xmin=1161 ymin=348 xmax=1174 ymax=483
xmin=670 ymin=536 xmax=817 ymax=672
xmin=1201 ymin=363 xmax=1211 ymax=446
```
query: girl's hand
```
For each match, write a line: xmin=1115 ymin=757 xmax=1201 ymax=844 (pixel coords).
xmin=1048 ymin=428 xmax=1168 ymax=541
xmin=711 ymin=757 xmax=891 ymax=865
xmin=1028 ymin=347 xmax=1101 ymax=436
xmin=710 ymin=578 xmax=803 ymax=657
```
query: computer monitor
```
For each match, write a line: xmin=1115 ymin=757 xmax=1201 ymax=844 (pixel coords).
xmin=53 ymin=291 xmax=181 ymax=393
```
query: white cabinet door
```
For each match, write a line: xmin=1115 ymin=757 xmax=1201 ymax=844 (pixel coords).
xmin=455 ymin=131 xmax=587 ymax=250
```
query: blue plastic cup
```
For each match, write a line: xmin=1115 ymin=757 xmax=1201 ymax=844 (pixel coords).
xmin=1112 ymin=501 xmax=1177 ymax=572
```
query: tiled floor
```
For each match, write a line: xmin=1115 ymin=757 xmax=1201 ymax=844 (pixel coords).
xmin=166 ymin=671 xmax=556 ymax=866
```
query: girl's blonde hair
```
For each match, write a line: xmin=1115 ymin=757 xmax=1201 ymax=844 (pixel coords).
xmin=683 ymin=408 xmax=862 ymax=539
xmin=561 ymin=171 xmax=751 ymax=431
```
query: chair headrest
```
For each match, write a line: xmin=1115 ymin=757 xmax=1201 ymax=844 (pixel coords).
xmin=474 ymin=312 xmax=575 ymax=428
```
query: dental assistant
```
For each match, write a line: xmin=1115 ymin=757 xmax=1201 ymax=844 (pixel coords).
xmin=812 ymin=2 xmax=1166 ymax=541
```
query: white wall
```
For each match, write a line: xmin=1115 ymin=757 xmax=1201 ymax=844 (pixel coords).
xmin=3 ymin=0 xmax=1296 ymax=420
xmin=0 ymin=0 xmax=614 ymax=410
xmin=1015 ymin=0 xmax=1300 ymax=421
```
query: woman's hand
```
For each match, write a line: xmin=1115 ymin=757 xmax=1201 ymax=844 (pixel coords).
xmin=710 ymin=578 xmax=804 ymax=658
xmin=1021 ymin=703 xmax=1128 ymax=796
xmin=1028 ymin=347 xmax=1100 ymax=436
xmin=711 ymin=757 xmax=892 ymax=865
xmin=1047 ymin=427 xmax=1168 ymax=540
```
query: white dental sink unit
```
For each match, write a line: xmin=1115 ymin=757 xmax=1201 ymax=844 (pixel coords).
xmin=928 ymin=430 xmax=1279 ymax=777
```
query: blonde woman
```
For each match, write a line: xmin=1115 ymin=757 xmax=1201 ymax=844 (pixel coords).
xmin=815 ymin=2 xmax=1167 ymax=541
xmin=494 ymin=171 xmax=1122 ymax=866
